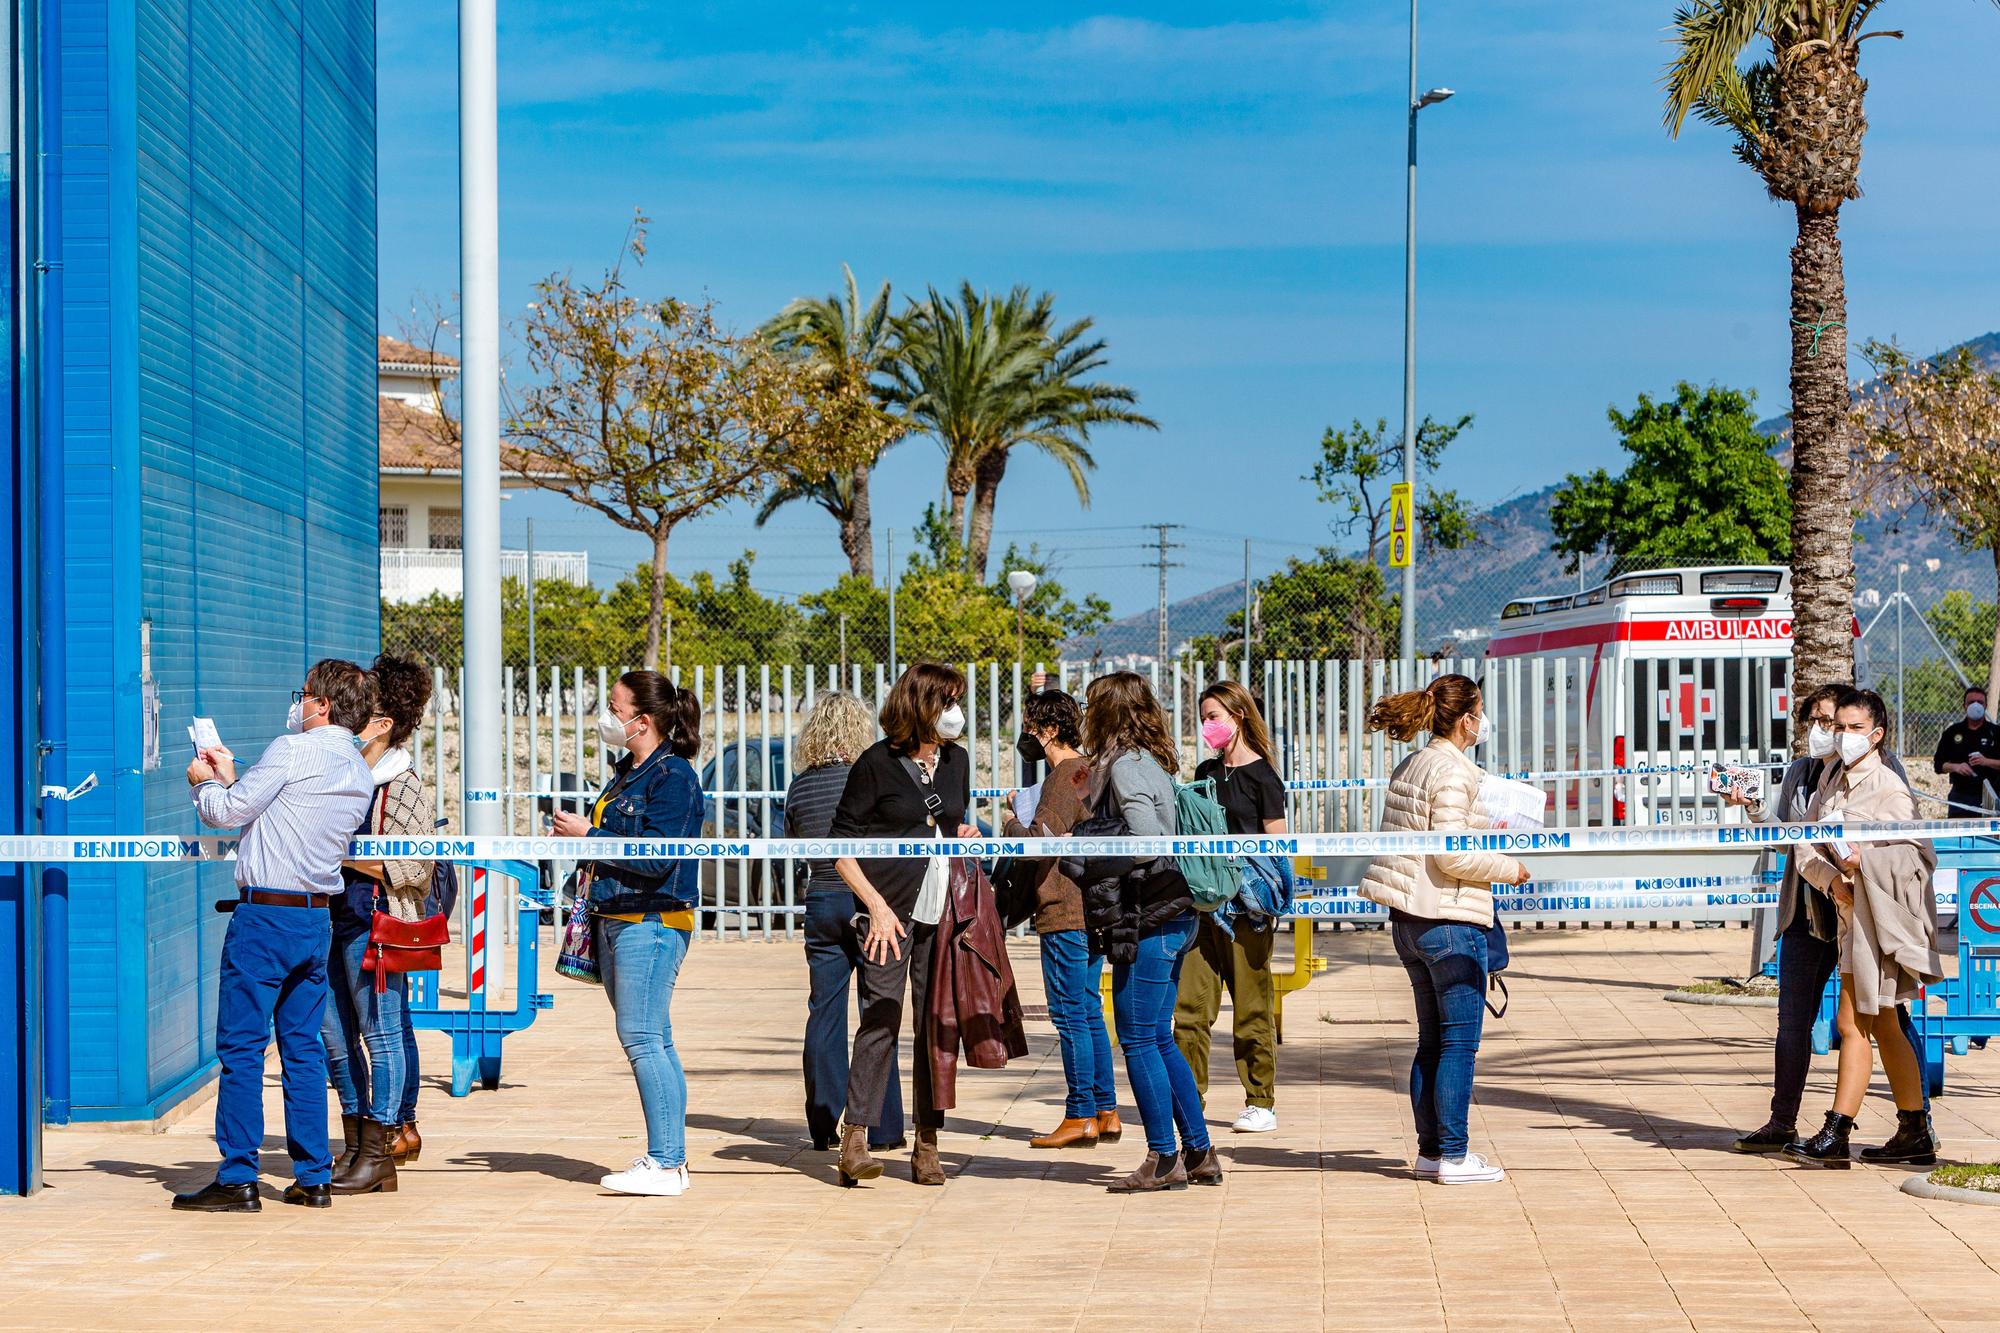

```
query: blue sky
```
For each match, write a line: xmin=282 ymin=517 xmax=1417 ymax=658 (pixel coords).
xmin=377 ymin=2 xmax=2000 ymax=614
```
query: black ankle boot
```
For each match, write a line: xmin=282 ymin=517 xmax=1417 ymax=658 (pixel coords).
xmin=1731 ymin=1119 xmax=1796 ymax=1154
xmin=1783 ymin=1111 xmax=1855 ymax=1169
xmin=1860 ymin=1108 xmax=1937 ymax=1165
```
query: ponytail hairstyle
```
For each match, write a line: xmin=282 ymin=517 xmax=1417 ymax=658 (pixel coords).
xmin=1082 ymin=671 xmax=1180 ymax=777
xmin=619 ymin=670 xmax=703 ymax=760
xmin=1366 ymin=672 xmax=1482 ymax=744
xmin=1198 ymin=680 xmax=1276 ymax=765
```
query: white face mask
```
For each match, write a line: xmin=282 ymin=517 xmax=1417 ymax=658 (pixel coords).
xmin=286 ymin=699 xmax=304 ymax=733
xmin=1837 ymin=731 xmax=1876 ymax=767
xmin=1806 ymin=722 xmax=1837 ymax=759
xmin=935 ymin=704 xmax=966 ymax=741
xmin=1970 ymin=702 xmax=1988 ymax=723
xmin=597 ymin=710 xmax=638 ymax=754
xmin=1466 ymin=713 xmax=1490 ymax=748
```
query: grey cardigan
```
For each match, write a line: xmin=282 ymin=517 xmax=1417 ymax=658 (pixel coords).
xmin=1087 ymin=750 xmax=1178 ymax=866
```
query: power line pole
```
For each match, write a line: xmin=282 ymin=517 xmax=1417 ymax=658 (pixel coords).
xmin=1150 ymin=524 xmax=1184 ymax=666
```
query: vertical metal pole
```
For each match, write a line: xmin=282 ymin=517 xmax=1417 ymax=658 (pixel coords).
xmin=1399 ymin=0 xmax=1420 ymax=663
xmin=525 ymin=517 xmax=538 ymax=817
xmin=458 ymin=0 xmax=503 ymax=837
xmin=1895 ymin=565 xmax=1906 ymax=748
xmin=1241 ymin=539 xmax=1252 ymax=684
xmin=885 ymin=528 xmax=897 ymax=674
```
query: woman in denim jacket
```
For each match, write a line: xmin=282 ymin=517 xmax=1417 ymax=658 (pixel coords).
xmin=552 ymin=670 xmax=704 ymax=1197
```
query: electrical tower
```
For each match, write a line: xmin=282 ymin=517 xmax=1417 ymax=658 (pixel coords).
xmin=1151 ymin=524 xmax=1184 ymax=665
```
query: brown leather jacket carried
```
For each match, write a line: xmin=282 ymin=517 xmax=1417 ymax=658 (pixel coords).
xmin=925 ymin=858 xmax=1030 ymax=1109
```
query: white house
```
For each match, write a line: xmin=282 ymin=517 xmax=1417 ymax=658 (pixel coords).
xmin=377 ymin=335 xmax=588 ymax=602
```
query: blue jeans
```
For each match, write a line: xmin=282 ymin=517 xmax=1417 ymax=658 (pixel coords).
xmin=1392 ymin=914 xmax=1488 ymax=1161
xmin=325 ymin=911 xmax=424 ymax=1125
xmin=598 ymin=914 xmax=691 ymax=1168
xmin=214 ymin=901 xmax=333 ymax=1186
xmin=1112 ymin=911 xmax=1209 ymax=1157
xmin=803 ymin=891 xmax=904 ymax=1148
xmin=1041 ymin=929 xmax=1116 ymax=1119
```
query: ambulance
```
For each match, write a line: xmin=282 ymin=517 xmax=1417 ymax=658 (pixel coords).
xmin=1486 ymin=566 xmax=1795 ymax=824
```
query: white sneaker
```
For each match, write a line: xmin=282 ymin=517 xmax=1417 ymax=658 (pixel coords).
xmin=600 ymin=1156 xmax=691 ymax=1196
xmin=1436 ymin=1152 xmax=1505 ymax=1185
xmin=1233 ymin=1105 xmax=1278 ymax=1134
xmin=1414 ymin=1154 xmax=1442 ymax=1179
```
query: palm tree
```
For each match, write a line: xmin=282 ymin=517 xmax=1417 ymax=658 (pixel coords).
xmin=891 ymin=283 xmax=1157 ymax=579
xmin=1663 ymin=0 xmax=1997 ymax=690
xmin=759 ymin=265 xmax=902 ymax=581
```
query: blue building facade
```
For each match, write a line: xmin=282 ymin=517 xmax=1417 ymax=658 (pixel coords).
xmin=4 ymin=0 xmax=378 ymax=1190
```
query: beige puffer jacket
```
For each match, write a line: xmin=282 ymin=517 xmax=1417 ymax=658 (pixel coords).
xmin=1359 ymin=738 xmax=1524 ymax=926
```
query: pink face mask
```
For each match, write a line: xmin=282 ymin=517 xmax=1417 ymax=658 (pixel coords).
xmin=1200 ymin=718 xmax=1236 ymax=751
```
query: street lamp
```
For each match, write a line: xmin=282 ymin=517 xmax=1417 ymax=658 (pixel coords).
xmin=1007 ymin=570 xmax=1038 ymax=662
xmin=1400 ymin=0 xmax=1455 ymax=663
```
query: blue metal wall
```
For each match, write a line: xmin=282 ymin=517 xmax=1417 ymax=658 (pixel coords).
xmin=56 ymin=0 xmax=377 ymax=1122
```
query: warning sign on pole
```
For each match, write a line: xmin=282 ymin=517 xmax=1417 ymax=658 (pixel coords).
xmin=1388 ymin=482 xmax=1413 ymax=569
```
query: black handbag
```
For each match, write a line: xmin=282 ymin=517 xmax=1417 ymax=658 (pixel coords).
xmin=989 ymin=855 xmax=1040 ymax=930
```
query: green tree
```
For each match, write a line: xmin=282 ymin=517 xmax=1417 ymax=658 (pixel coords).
xmin=888 ymin=284 xmax=1155 ymax=578
xmin=1926 ymin=592 xmax=1999 ymax=684
xmin=1663 ymin=0 xmax=2000 ymax=694
xmin=758 ymin=265 xmax=906 ymax=581
xmin=1307 ymin=413 xmax=1478 ymax=561
xmin=1549 ymin=382 xmax=1791 ymax=574
xmin=604 ymin=555 xmax=806 ymax=669
xmin=1855 ymin=340 xmax=2000 ymax=701
xmin=1221 ymin=552 xmax=1400 ymax=662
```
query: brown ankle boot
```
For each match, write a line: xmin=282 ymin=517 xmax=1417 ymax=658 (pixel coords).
xmin=1094 ymin=1110 xmax=1123 ymax=1142
xmin=837 ymin=1124 xmax=883 ymax=1187
xmin=1106 ymin=1151 xmax=1188 ymax=1194
xmin=331 ymin=1118 xmax=400 ymax=1194
xmin=336 ymin=1114 xmax=362 ymax=1174
xmin=1184 ymin=1144 xmax=1224 ymax=1186
xmin=390 ymin=1121 xmax=422 ymax=1165
xmin=911 ymin=1127 xmax=945 ymax=1186
xmin=1031 ymin=1117 xmax=1101 ymax=1149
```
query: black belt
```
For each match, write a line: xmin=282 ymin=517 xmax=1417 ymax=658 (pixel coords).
xmin=238 ymin=889 xmax=332 ymax=909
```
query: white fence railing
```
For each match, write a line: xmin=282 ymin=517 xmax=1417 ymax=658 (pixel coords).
xmin=407 ymin=655 xmax=1798 ymax=941
xmin=381 ymin=547 xmax=590 ymax=604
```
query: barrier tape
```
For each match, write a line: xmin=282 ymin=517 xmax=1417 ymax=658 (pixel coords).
xmin=12 ymin=816 xmax=1995 ymax=864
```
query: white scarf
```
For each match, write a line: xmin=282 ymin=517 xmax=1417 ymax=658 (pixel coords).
xmin=369 ymin=746 xmax=413 ymax=788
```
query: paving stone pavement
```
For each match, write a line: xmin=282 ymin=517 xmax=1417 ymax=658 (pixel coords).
xmin=6 ymin=926 xmax=2000 ymax=1331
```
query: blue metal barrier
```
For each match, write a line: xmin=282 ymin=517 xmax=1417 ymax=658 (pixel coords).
xmin=409 ymin=860 xmax=553 ymax=1096
xmin=1809 ymin=837 xmax=2000 ymax=1095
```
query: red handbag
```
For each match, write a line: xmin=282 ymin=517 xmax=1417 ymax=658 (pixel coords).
xmin=358 ymin=786 xmax=451 ymax=990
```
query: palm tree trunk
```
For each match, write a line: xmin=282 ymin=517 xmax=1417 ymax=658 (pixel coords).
xmin=945 ymin=467 xmax=972 ymax=551
xmin=1786 ymin=206 xmax=1856 ymax=692
xmin=967 ymin=451 xmax=1008 ymax=579
xmin=645 ymin=525 xmax=671 ymax=671
xmin=842 ymin=463 xmax=874 ymax=582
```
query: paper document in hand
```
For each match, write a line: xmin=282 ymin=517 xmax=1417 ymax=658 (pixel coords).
xmin=189 ymin=717 xmax=221 ymax=751
xmin=1013 ymin=782 xmax=1043 ymax=828
xmin=1479 ymin=774 xmax=1549 ymax=829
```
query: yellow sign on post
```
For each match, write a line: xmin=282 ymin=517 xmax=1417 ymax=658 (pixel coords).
xmin=1388 ymin=482 xmax=1413 ymax=569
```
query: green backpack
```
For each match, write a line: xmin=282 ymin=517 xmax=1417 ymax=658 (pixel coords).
xmin=1174 ymin=779 xmax=1239 ymax=910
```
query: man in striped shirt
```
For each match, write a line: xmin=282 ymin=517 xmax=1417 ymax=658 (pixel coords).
xmin=172 ymin=659 xmax=376 ymax=1213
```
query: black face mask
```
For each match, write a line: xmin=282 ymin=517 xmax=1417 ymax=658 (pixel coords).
xmin=1015 ymin=731 xmax=1046 ymax=763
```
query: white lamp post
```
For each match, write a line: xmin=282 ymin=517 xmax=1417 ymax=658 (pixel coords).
xmin=1007 ymin=570 xmax=1038 ymax=662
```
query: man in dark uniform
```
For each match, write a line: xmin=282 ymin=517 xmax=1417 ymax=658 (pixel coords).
xmin=1934 ymin=685 xmax=2000 ymax=818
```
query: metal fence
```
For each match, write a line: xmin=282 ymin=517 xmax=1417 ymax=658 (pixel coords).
xmin=403 ymin=652 xmax=1829 ymax=941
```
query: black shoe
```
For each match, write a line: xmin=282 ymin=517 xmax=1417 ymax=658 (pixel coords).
xmin=172 ymin=1180 xmax=261 ymax=1212
xmin=1783 ymin=1111 xmax=1855 ymax=1169
xmin=282 ymin=1182 xmax=333 ymax=1208
xmin=1859 ymin=1108 xmax=1938 ymax=1165
xmin=1731 ymin=1120 xmax=1796 ymax=1154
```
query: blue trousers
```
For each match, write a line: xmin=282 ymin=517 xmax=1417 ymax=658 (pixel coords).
xmin=803 ymin=891 xmax=905 ymax=1148
xmin=1112 ymin=911 xmax=1209 ymax=1157
xmin=1040 ymin=929 xmax=1116 ymax=1119
xmin=598 ymin=914 xmax=691 ymax=1168
xmin=324 ymin=912 xmax=423 ymax=1125
xmin=215 ymin=900 xmax=334 ymax=1186
xmin=1392 ymin=914 xmax=1488 ymax=1161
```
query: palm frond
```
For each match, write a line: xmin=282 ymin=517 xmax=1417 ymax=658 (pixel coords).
xmin=1664 ymin=0 xmax=1774 ymax=135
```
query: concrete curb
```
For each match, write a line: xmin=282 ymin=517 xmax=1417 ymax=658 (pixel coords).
xmin=1901 ymin=1174 xmax=2000 ymax=1207
xmin=1664 ymin=989 xmax=1780 ymax=1009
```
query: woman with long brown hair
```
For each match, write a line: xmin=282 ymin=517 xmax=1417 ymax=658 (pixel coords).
xmin=1174 ymin=680 xmax=1287 ymax=1135
xmin=830 ymin=662 xmax=979 ymax=1187
xmin=1081 ymin=671 xmax=1217 ymax=1193
xmin=1360 ymin=674 xmax=1529 ymax=1185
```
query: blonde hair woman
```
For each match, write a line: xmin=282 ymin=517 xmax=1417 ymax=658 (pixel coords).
xmin=1174 ymin=680 xmax=1288 ymax=1135
xmin=1360 ymin=674 xmax=1529 ymax=1185
xmin=787 ymin=693 xmax=905 ymax=1156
